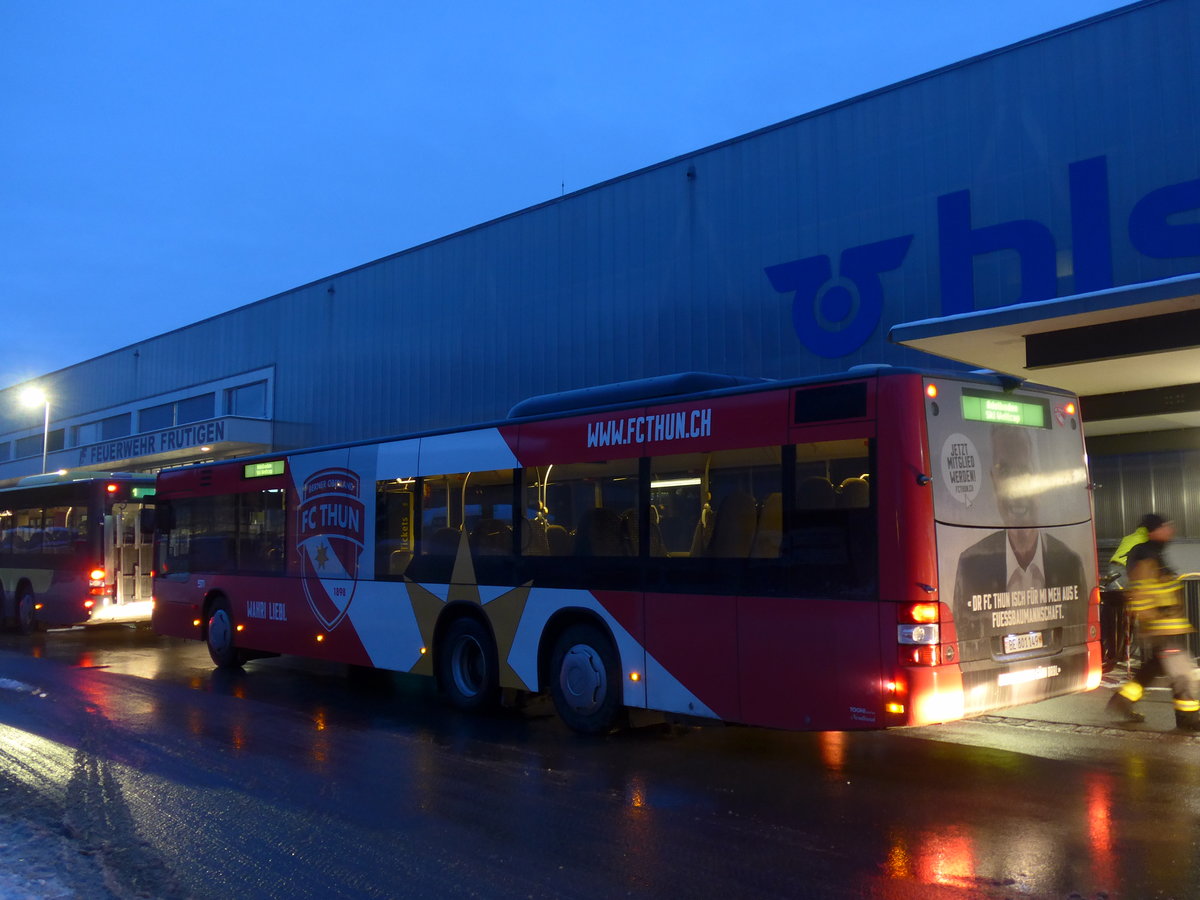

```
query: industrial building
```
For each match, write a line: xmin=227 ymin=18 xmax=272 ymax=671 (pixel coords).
xmin=2 ymin=0 xmax=1198 ymax=554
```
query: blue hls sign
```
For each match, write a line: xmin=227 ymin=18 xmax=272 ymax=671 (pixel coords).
xmin=766 ymin=156 xmax=1200 ymax=358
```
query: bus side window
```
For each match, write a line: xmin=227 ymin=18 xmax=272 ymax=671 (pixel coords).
xmin=162 ymin=496 xmax=237 ymax=576
xmin=540 ymin=459 xmax=638 ymax=558
xmin=407 ymin=470 xmax=516 ymax=582
xmin=236 ymin=490 xmax=286 ymax=574
xmin=375 ymin=481 xmax=416 ymax=578
xmin=10 ymin=507 xmax=41 ymax=556
xmin=650 ymin=447 xmax=782 ymax=559
xmin=788 ymin=438 xmax=876 ymax=597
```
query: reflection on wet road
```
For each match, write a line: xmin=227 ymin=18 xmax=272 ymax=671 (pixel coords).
xmin=0 ymin=627 xmax=1196 ymax=898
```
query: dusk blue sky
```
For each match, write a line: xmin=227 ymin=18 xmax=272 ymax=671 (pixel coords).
xmin=3 ymin=1 xmax=1132 ymax=392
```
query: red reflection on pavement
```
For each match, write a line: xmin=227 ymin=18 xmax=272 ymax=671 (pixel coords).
xmin=817 ymin=730 xmax=846 ymax=778
xmin=883 ymin=826 xmax=977 ymax=891
xmin=1085 ymin=771 xmax=1116 ymax=886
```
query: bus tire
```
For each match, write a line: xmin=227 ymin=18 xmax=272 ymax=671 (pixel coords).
xmin=14 ymin=588 xmax=36 ymax=636
xmin=206 ymin=597 xmax=244 ymax=669
xmin=549 ymin=623 xmax=624 ymax=735
xmin=436 ymin=616 xmax=499 ymax=711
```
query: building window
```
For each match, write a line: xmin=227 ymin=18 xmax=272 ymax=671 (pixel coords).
xmin=0 ymin=442 xmax=9 ymax=462
xmin=140 ymin=403 xmax=174 ymax=432
xmin=14 ymin=430 xmax=62 ymax=458
xmin=102 ymin=413 xmax=131 ymax=440
xmin=74 ymin=422 xmax=102 ymax=446
xmin=177 ymin=393 xmax=215 ymax=425
xmin=225 ymin=381 xmax=268 ymax=418
xmin=14 ymin=435 xmax=40 ymax=458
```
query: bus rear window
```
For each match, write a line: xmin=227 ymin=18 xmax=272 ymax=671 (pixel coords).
xmin=794 ymin=383 xmax=867 ymax=424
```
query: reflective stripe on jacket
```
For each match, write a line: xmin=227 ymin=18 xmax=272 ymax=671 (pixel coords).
xmin=1127 ymin=575 xmax=1194 ymax=636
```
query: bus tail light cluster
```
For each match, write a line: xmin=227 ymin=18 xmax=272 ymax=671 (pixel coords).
xmin=87 ymin=567 xmax=109 ymax=595
xmin=883 ymin=677 xmax=907 ymax=717
xmin=898 ymin=602 xmax=943 ymax=667
xmin=1085 ymin=584 xmax=1103 ymax=690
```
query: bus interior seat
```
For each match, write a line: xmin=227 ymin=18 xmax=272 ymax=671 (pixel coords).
xmin=751 ymin=492 xmax=782 ymax=558
xmin=797 ymin=476 xmax=836 ymax=509
xmin=689 ymin=502 xmax=714 ymax=557
xmin=427 ymin=527 xmax=461 ymax=556
xmin=389 ymin=549 xmax=413 ymax=575
xmin=837 ymin=477 xmax=869 ymax=508
xmin=708 ymin=492 xmax=758 ymax=558
xmin=470 ymin=519 xmax=512 ymax=556
xmin=619 ymin=507 xmax=668 ymax=556
xmin=545 ymin=524 xmax=570 ymax=556
xmin=520 ymin=518 xmax=550 ymax=555
xmin=574 ymin=507 xmax=627 ymax=556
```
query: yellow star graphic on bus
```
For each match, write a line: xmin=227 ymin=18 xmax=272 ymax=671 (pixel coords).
xmin=404 ymin=529 xmax=531 ymax=689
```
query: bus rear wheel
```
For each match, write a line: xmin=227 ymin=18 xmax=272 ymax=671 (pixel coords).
xmin=550 ymin=623 xmax=624 ymax=734
xmin=206 ymin=597 xmax=245 ymax=669
xmin=14 ymin=589 xmax=36 ymax=636
xmin=436 ymin=617 xmax=499 ymax=711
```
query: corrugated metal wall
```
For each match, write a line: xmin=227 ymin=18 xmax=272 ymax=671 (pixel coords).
xmin=1093 ymin=450 xmax=1200 ymax=544
xmin=2 ymin=1 xmax=1197 ymax=457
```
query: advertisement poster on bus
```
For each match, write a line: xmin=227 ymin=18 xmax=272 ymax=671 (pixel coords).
xmin=925 ymin=383 xmax=1095 ymax=684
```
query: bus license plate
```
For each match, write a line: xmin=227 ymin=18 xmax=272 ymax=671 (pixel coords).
xmin=1004 ymin=632 xmax=1044 ymax=654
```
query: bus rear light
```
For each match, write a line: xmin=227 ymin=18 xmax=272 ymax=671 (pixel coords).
xmin=926 ymin=383 xmax=938 ymax=399
xmin=898 ymin=623 xmax=939 ymax=645
xmin=883 ymin=677 xmax=907 ymax=712
xmin=236 ymin=624 xmax=245 ymax=632
xmin=83 ymin=600 xmax=95 ymax=610
xmin=106 ymin=483 xmax=118 ymax=493
xmin=192 ymin=619 xmax=202 ymax=627
xmin=88 ymin=568 xmax=106 ymax=584
xmin=34 ymin=603 xmax=43 ymax=611
xmin=900 ymin=602 xmax=940 ymax=624
xmin=900 ymin=645 xmax=940 ymax=666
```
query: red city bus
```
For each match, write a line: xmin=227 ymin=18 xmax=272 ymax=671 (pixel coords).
xmin=150 ymin=368 xmax=1102 ymax=733
xmin=0 ymin=472 xmax=156 ymax=632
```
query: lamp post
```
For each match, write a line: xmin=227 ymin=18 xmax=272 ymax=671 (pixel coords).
xmin=18 ymin=386 xmax=50 ymax=475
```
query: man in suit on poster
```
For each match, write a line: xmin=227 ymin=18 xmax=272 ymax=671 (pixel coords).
xmin=952 ymin=425 xmax=1087 ymax=616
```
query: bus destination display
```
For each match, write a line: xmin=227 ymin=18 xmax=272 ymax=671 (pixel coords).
xmin=960 ymin=390 xmax=1048 ymax=428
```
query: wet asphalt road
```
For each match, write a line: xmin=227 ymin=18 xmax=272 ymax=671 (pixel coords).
xmin=0 ymin=627 xmax=1197 ymax=899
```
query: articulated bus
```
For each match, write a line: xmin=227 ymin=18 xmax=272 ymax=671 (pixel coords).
xmin=150 ymin=367 xmax=1101 ymax=733
xmin=0 ymin=472 xmax=156 ymax=632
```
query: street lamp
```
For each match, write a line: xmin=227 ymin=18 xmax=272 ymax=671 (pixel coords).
xmin=18 ymin=386 xmax=50 ymax=475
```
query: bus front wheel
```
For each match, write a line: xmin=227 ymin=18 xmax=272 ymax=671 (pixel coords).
xmin=436 ymin=617 xmax=499 ymax=711
xmin=549 ymin=623 xmax=624 ymax=735
xmin=206 ymin=597 xmax=244 ymax=669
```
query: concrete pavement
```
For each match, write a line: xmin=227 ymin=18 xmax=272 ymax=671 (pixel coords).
xmin=981 ymin=667 xmax=1200 ymax=740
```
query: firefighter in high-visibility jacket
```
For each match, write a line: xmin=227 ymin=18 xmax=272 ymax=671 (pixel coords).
xmin=1106 ymin=527 xmax=1200 ymax=730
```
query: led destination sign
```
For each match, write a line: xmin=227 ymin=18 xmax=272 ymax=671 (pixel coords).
xmin=244 ymin=460 xmax=286 ymax=479
xmin=960 ymin=390 xmax=1048 ymax=428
